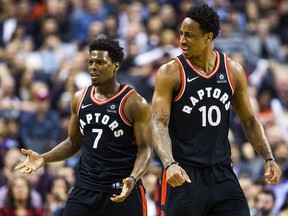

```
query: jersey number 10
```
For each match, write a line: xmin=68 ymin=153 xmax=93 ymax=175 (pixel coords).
xmin=199 ymin=105 xmax=221 ymax=127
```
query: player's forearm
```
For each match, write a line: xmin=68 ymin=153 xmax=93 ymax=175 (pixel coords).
xmin=152 ymin=118 xmax=175 ymax=168
xmin=242 ymin=116 xmax=274 ymax=160
xmin=131 ymin=144 xmax=152 ymax=181
xmin=41 ymin=137 xmax=81 ymax=163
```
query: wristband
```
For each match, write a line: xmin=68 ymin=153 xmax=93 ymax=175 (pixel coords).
xmin=265 ymin=158 xmax=275 ymax=163
xmin=165 ymin=161 xmax=179 ymax=171
xmin=129 ymin=176 xmax=137 ymax=185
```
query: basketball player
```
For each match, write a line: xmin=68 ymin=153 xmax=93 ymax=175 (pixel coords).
xmin=15 ymin=38 xmax=152 ymax=216
xmin=151 ymin=3 xmax=281 ymax=216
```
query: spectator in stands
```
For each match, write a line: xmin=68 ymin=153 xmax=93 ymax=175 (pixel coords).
xmin=69 ymin=0 xmax=108 ymax=45
xmin=246 ymin=16 xmax=284 ymax=62
xmin=251 ymin=189 xmax=280 ymax=216
xmin=0 ymin=148 xmax=43 ymax=209
xmin=240 ymin=142 xmax=265 ymax=181
xmin=55 ymin=166 xmax=76 ymax=189
xmin=0 ymin=176 xmax=44 ymax=216
xmin=19 ymin=82 xmax=60 ymax=153
xmin=44 ymin=176 xmax=70 ymax=216
xmin=0 ymin=148 xmax=24 ymax=187
xmin=280 ymin=192 xmax=288 ymax=216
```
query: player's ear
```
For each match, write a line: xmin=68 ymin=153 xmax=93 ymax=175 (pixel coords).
xmin=114 ymin=62 xmax=120 ymax=72
xmin=206 ymin=32 xmax=213 ymax=42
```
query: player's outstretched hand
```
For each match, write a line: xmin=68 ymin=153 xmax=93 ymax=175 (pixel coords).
xmin=264 ymin=160 xmax=282 ymax=184
xmin=110 ymin=177 xmax=135 ymax=202
xmin=14 ymin=148 xmax=44 ymax=174
xmin=166 ymin=164 xmax=191 ymax=187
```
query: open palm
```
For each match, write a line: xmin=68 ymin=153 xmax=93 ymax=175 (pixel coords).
xmin=15 ymin=149 xmax=45 ymax=174
xmin=110 ymin=177 xmax=135 ymax=202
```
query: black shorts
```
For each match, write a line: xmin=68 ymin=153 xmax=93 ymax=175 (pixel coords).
xmin=63 ymin=184 xmax=147 ymax=216
xmin=160 ymin=162 xmax=250 ymax=216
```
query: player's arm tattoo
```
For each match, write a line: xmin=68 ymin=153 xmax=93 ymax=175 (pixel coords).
xmin=242 ymin=116 xmax=273 ymax=160
xmin=254 ymin=144 xmax=273 ymax=160
xmin=152 ymin=112 xmax=174 ymax=167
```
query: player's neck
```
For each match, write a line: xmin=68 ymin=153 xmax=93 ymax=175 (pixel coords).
xmin=94 ymin=81 xmax=120 ymax=100
xmin=189 ymin=50 xmax=216 ymax=75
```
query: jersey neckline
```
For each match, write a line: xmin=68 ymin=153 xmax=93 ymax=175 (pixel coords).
xmin=90 ymin=84 xmax=129 ymax=105
xmin=184 ymin=50 xmax=220 ymax=79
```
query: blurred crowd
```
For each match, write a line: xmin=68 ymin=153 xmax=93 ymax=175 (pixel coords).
xmin=0 ymin=0 xmax=287 ymax=215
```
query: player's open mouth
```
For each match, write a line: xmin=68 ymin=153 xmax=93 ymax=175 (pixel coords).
xmin=90 ymin=74 xmax=100 ymax=81
xmin=181 ymin=47 xmax=189 ymax=51
xmin=182 ymin=48 xmax=189 ymax=54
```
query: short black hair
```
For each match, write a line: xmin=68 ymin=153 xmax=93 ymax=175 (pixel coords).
xmin=185 ymin=3 xmax=220 ymax=39
xmin=89 ymin=38 xmax=125 ymax=64
xmin=257 ymin=190 xmax=276 ymax=202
